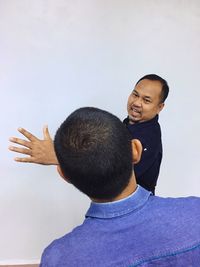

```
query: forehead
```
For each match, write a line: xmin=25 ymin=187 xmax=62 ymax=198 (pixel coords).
xmin=134 ymin=79 xmax=162 ymax=100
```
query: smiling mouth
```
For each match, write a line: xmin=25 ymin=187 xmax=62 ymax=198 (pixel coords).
xmin=130 ymin=107 xmax=141 ymax=115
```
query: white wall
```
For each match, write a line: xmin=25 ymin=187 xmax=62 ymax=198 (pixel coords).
xmin=1 ymin=0 xmax=200 ymax=263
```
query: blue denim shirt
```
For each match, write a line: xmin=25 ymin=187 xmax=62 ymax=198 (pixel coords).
xmin=40 ymin=186 xmax=200 ymax=266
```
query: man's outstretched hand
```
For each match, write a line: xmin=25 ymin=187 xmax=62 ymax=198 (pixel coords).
xmin=9 ymin=126 xmax=59 ymax=165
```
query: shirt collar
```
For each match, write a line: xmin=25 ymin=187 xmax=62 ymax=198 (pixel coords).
xmin=123 ymin=114 xmax=159 ymax=127
xmin=85 ymin=185 xmax=151 ymax=219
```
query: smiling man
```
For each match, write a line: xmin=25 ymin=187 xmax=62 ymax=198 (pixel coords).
xmin=127 ymin=77 xmax=165 ymax=123
xmin=123 ymin=74 xmax=169 ymax=194
xmin=9 ymin=74 xmax=169 ymax=194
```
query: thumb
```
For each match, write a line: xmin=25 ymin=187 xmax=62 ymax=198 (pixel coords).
xmin=43 ymin=125 xmax=52 ymax=140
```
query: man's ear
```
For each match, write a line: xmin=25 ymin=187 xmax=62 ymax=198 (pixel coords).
xmin=131 ymin=139 xmax=143 ymax=164
xmin=158 ymin=102 xmax=165 ymax=114
xmin=57 ymin=166 xmax=71 ymax=183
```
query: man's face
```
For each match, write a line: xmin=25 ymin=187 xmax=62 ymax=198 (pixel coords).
xmin=127 ymin=79 xmax=164 ymax=124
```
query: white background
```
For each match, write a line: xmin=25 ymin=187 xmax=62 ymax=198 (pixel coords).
xmin=0 ymin=0 xmax=200 ymax=263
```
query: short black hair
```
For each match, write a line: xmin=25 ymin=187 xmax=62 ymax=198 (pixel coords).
xmin=54 ymin=107 xmax=133 ymax=200
xmin=136 ymin=74 xmax=169 ymax=103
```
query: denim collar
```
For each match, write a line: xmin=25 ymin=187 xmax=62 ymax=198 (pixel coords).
xmin=85 ymin=185 xmax=151 ymax=219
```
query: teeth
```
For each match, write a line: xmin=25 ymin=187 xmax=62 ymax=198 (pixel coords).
xmin=131 ymin=108 xmax=140 ymax=113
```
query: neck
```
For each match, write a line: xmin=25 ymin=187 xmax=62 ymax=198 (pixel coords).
xmin=91 ymin=175 xmax=137 ymax=203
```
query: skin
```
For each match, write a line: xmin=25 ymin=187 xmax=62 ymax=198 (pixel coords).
xmin=9 ymin=126 xmax=58 ymax=165
xmin=127 ymin=79 xmax=164 ymax=124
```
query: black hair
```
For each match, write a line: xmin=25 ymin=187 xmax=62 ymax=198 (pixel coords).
xmin=136 ymin=74 xmax=169 ymax=103
xmin=54 ymin=107 xmax=133 ymax=200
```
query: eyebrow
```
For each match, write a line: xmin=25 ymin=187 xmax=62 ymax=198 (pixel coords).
xmin=133 ymin=89 xmax=152 ymax=100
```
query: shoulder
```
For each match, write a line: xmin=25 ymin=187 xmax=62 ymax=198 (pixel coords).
xmin=40 ymin=223 xmax=87 ymax=266
xmin=150 ymin=194 xmax=200 ymax=206
xmin=40 ymin=220 xmax=94 ymax=266
xmin=128 ymin=117 xmax=161 ymax=140
xmin=40 ymin=234 xmax=70 ymax=266
xmin=149 ymin=195 xmax=200 ymax=220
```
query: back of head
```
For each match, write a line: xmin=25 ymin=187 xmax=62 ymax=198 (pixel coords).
xmin=136 ymin=74 xmax=169 ymax=103
xmin=54 ymin=107 xmax=133 ymax=200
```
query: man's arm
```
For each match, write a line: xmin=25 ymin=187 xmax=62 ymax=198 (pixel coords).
xmin=9 ymin=126 xmax=58 ymax=165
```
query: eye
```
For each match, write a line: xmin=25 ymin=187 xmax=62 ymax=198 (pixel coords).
xmin=144 ymin=98 xmax=151 ymax=104
xmin=132 ymin=91 xmax=138 ymax=97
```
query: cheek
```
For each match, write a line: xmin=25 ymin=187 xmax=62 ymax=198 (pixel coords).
xmin=127 ymin=96 xmax=132 ymax=107
xmin=143 ymin=105 xmax=155 ymax=114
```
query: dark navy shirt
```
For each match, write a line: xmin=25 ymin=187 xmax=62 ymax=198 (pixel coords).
xmin=40 ymin=186 xmax=200 ymax=266
xmin=123 ymin=115 xmax=162 ymax=194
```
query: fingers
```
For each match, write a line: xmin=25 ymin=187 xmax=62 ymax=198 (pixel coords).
xmin=43 ymin=125 xmax=52 ymax=140
xmin=17 ymin=127 xmax=38 ymax=141
xmin=9 ymin=137 xmax=32 ymax=149
xmin=14 ymin=156 xmax=35 ymax=163
xmin=8 ymin=145 xmax=32 ymax=155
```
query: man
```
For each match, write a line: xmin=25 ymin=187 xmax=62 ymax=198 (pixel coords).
xmin=9 ymin=74 xmax=169 ymax=194
xmin=40 ymin=107 xmax=200 ymax=266
xmin=124 ymin=74 xmax=169 ymax=193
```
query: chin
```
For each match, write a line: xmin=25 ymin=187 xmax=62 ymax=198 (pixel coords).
xmin=129 ymin=116 xmax=141 ymax=123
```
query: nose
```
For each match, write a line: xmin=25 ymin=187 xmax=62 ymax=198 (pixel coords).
xmin=133 ymin=96 xmax=142 ymax=107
